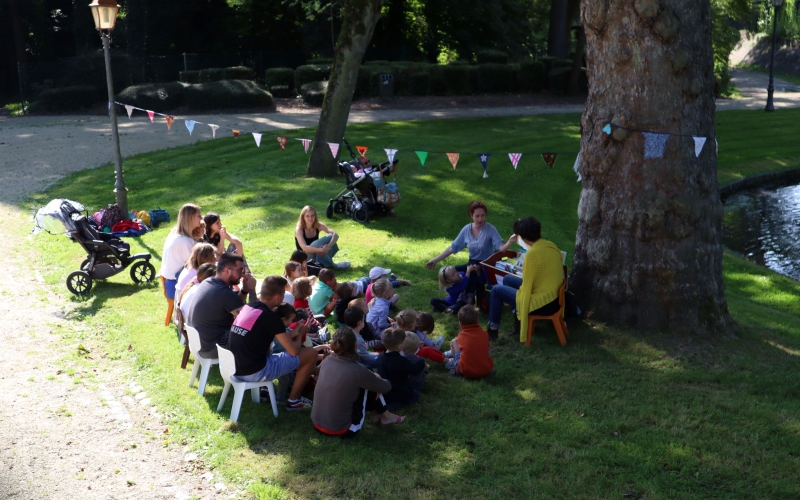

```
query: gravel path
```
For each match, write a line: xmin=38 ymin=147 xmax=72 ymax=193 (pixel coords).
xmin=1 ymin=71 xmax=798 ymax=499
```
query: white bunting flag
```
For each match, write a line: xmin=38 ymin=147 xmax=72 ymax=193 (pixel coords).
xmin=508 ymin=153 xmax=522 ymax=170
xmin=299 ymin=138 xmax=311 ymax=153
xmin=253 ymin=133 xmax=262 ymax=147
xmin=328 ymin=142 xmax=340 ymax=158
xmin=124 ymin=105 xmax=134 ymax=119
xmin=693 ymin=137 xmax=706 ymax=158
xmin=185 ymin=120 xmax=195 ymax=136
xmin=715 ymin=139 xmax=719 ymax=155
xmin=573 ymin=151 xmax=583 ymax=182
xmin=385 ymin=148 xmax=397 ymax=163
xmin=209 ymin=124 xmax=219 ymax=139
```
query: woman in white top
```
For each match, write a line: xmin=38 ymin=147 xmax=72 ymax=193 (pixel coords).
xmin=159 ymin=203 xmax=202 ymax=300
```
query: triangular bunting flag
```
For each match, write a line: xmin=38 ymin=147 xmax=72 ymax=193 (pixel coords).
xmin=125 ymin=105 xmax=134 ymax=119
xmin=108 ymin=101 xmax=112 ymax=112
xmin=446 ymin=153 xmax=459 ymax=170
xmin=643 ymin=132 xmax=669 ymax=159
xmin=253 ymin=133 xmax=262 ymax=147
xmin=298 ymin=138 xmax=311 ymax=153
xmin=477 ymin=153 xmax=491 ymax=177
xmin=185 ymin=120 xmax=195 ymax=136
xmin=385 ymin=148 xmax=397 ymax=163
xmin=541 ymin=153 xmax=558 ymax=168
xmin=165 ymin=115 xmax=174 ymax=130
xmin=602 ymin=123 xmax=612 ymax=135
xmin=715 ymin=139 xmax=719 ymax=155
xmin=209 ymin=124 xmax=219 ymax=138
xmin=147 ymin=110 xmax=155 ymax=124
xmin=232 ymin=130 xmax=240 ymax=137
xmin=415 ymin=151 xmax=428 ymax=166
xmin=356 ymin=146 xmax=368 ymax=158
xmin=508 ymin=153 xmax=522 ymax=170
xmin=276 ymin=136 xmax=287 ymax=151
xmin=693 ymin=137 xmax=707 ymax=158
xmin=328 ymin=142 xmax=340 ymax=158
xmin=573 ymin=151 xmax=583 ymax=182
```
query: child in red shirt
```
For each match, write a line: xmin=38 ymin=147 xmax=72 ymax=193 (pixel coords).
xmin=445 ymin=306 xmax=494 ymax=379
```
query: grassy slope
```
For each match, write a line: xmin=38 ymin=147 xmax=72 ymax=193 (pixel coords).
xmin=29 ymin=110 xmax=800 ymax=499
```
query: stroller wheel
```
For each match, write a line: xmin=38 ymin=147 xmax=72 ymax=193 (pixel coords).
xmin=325 ymin=201 xmax=334 ymax=219
xmin=66 ymin=270 xmax=93 ymax=295
xmin=130 ymin=260 xmax=156 ymax=284
xmin=353 ymin=207 xmax=369 ymax=223
xmin=333 ymin=200 xmax=346 ymax=214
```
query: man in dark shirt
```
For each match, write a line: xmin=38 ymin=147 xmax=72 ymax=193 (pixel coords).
xmin=228 ymin=275 xmax=330 ymax=411
xmin=187 ymin=253 xmax=255 ymax=357
xmin=377 ymin=328 xmax=425 ymax=411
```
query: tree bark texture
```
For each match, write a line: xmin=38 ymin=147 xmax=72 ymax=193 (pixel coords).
xmin=306 ymin=0 xmax=382 ymax=178
xmin=571 ymin=0 xmax=733 ymax=333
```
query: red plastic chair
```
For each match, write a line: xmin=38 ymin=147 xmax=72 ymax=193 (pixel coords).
xmin=526 ymin=280 xmax=569 ymax=347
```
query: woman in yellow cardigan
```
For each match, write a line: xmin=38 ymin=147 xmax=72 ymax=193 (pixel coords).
xmin=486 ymin=217 xmax=564 ymax=342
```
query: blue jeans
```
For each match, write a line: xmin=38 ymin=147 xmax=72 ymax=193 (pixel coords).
xmin=308 ymin=235 xmax=339 ymax=268
xmin=488 ymin=274 xmax=522 ymax=329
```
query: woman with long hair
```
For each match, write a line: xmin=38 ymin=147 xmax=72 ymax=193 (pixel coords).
xmin=202 ymin=212 xmax=244 ymax=260
xmin=159 ymin=203 xmax=202 ymax=300
xmin=294 ymin=205 xmax=349 ymax=269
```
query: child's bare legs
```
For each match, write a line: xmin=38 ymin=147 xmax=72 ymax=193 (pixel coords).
xmin=450 ymin=338 xmax=461 ymax=355
xmin=390 ymin=293 xmax=400 ymax=306
xmin=371 ymin=409 xmax=404 ymax=425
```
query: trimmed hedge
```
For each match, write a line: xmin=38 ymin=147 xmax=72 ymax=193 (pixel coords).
xmin=547 ymin=67 xmax=588 ymax=94
xmin=294 ymin=65 xmax=332 ymax=92
xmin=269 ymin=85 xmax=293 ymax=98
xmin=518 ymin=60 xmax=546 ymax=92
xmin=36 ymin=86 xmax=99 ymax=112
xmin=300 ymin=81 xmax=327 ymax=106
xmin=199 ymin=68 xmax=226 ymax=82
xmin=117 ymin=82 xmax=186 ymax=110
xmin=265 ymin=67 xmax=295 ymax=91
xmin=179 ymin=70 xmax=200 ymax=84
xmin=224 ymin=66 xmax=256 ymax=80
xmin=307 ymin=57 xmax=334 ymax=64
xmin=477 ymin=63 xmax=513 ymax=93
xmin=442 ymin=65 xmax=476 ymax=95
xmin=364 ymin=60 xmax=391 ymax=66
xmin=185 ymin=80 xmax=273 ymax=109
xmin=476 ymin=50 xmax=509 ymax=65
xmin=409 ymin=72 xmax=431 ymax=96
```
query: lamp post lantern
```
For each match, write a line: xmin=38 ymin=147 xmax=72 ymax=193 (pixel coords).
xmin=89 ymin=0 xmax=128 ymax=216
xmin=766 ymin=0 xmax=784 ymax=112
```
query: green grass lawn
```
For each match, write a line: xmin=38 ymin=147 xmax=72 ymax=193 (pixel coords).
xmin=28 ymin=110 xmax=800 ymax=499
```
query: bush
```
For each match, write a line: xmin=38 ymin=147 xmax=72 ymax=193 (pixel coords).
xmin=477 ymin=63 xmax=514 ymax=93
xmin=269 ymin=85 xmax=293 ymax=98
xmin=199 ymin=68 xmax=226 ymax=82
xmin=547 ymin=67 xmax=588 ymax=95
xmin=518 ymin=59 xmax=546 ymax=92
xmin=223 ymin=66 xmax=256 ymax=80
xmin=429 ymin=65 xmax=447 ymax=95
xmin=447 ymin=60 xmax=471 ymax=66
xmin=117 ymin=82 xmax=186 ymax=110
xmin=36 ymin=86 xmax=99 ymax=112
xmin=364 ymin=60 xmax=391 ymax=66
xmin=307 ymin=57 xmax=334 ymax=64
xmin=179 ymin=70 xmax=200 ymax=84
xmin=300 ymin=81 xmax=327 ymax=106
xmin=264 ymin=68 xmax=294 ymax=91
xmin=185 ymin=80 xmax=273 ymax=109
xmin=442 ymin=65 xmax=476 ymax=95
xmin=355 ymin=67 xmax=373 ymax=97
xmin=476 ymin=50 xmax=509 ymax=65
xmin=294 ymin=65 xmax=332 ymax=92
xmin=409 ymin=72 xmax=431 ymax=96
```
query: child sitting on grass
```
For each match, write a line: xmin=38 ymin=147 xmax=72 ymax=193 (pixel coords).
xmin=377 ymin=328 xmax=426 ymax=411
xmin=401 ymin=333 xmax=428 ymax=391
xmin=366 ymin=278 xmax=396 ymax=332
xmin=430 ymin=264 xmax=480 ymax=314
xmin=343 ymin=306 xmax=379 ymax=369
xmin=395 ymin=309 xmax=445 ymax=351
xmin=309 ymin=269 xmax=339 ymax=317
xmin=445 ymin=306 xmax=494 ymax=379
xmin=348 ymin=299 xmax=383 ymax=350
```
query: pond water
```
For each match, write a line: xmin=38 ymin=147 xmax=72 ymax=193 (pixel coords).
xmin=722 ymin=183 xmax=800 ymax=281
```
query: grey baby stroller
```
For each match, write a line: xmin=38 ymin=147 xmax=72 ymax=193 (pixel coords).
xmin=325 ymin=140 xmax=396 ymax=223
xmin=35 ymin=199 xmax=156 ymax=295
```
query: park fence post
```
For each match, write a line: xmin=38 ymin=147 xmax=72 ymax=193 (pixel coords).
xmin=16 ymin=62 xmax=26 ymax=115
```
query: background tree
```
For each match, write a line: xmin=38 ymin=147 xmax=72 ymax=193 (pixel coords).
xmin=571 ymin=0 xmax=733 ymax=333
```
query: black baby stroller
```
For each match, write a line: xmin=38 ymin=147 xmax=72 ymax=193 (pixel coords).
xmin=35 ymin=199 xmax=156 ymax=295
xmin=325 ymin=140 xmax=396 ymax=223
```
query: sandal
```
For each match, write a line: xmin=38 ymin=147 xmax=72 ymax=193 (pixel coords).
xmin=381 ymin=415 xmax=406 ymax=427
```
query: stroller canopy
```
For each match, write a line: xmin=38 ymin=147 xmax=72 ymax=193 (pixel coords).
xmin=32 ymin=199 xmax=85 ymax=235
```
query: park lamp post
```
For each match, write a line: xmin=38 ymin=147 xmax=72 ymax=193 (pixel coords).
xmin=766 ymin=0 xmax=784 ymax=112
xmin=89 ymin=0 xmax=129 ymax=216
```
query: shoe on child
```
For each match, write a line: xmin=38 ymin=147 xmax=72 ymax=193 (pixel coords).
xmin=445 ymin=358 xmax=458 ymax=371
xmin=432 ymin=335 xmax=445 ymax=350
xmin=443 ymin=350 xmax=453 ymax=358
xmin=335 ymin=261 xmax=351 ymax=269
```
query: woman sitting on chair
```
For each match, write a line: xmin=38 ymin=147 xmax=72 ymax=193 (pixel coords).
xmin=485 ymin=217 xmax=564 ymax=343
xmin=160 ymin=203 xmax=202 ymax=301
xmin=295 ymin=206 xmax=350 ymax=269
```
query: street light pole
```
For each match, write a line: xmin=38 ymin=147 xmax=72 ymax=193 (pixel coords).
xmin=101 ymin=32 xmax=128 ymax=216
xmin=766 ymin=0 xmax=784 ymax=112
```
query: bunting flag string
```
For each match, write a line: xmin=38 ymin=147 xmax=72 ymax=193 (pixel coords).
xmin=147 ymin=110 xmax=155 ymax=124
xmin=356 ymin=146 xmax=368 ymax=158
xmin=253 ymin=133 xmax=262 ymax=147
xmin=478 ymin=153 xmax=491 ymax=178
xmin=276 ymin=136 xmax=287 ymax=151
xmin=541 ymin=153 xmax=558 ymax=168
xmin=185 ymin=120 xmax=195 ymax=136
xmin=125 ymin=105 xmax=134 ymax=119
xmin=165 ymin=115 xmax=174 ymax=130
xmin=298 ymin=138 xmax=311 ymax=153
xmin=643 ymin=132 xmax=669 ymax=159
xmin=509 ymin=153 xmax=522 ymax=170
xmin=209 ymin=124 xmax=219 ymax=139
xmin=415 ymin=151 xmax=428 ymax=166
xmin=693 ymin=137 xmax=706 ymax=158
xmin=328 ymin=142 xmax=340 ymax=158
xmin=385 ymin=149 xmax=397 ymax=163
xmin=446 ymin=153 xmax=459 ymax=170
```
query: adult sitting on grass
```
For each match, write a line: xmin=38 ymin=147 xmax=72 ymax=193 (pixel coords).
xmin=311 ymin=326 xmax=405 ymax=436
xmin=187 ymin=253 xmax=256 ymax=357
xmin=295 ymin=205 xmax=350 ymax=269
xmin=425 ymin=200 xmax=518 ymax=271
xmin=228 ymin=275 xmax=329 ymax=412
xmin=203 ymin=212 xmax=244 ymax=262
xmin=159 ymin=203 xmax=203 ymax=301
xmin=486 ymin=217 xmax=564 ymax=342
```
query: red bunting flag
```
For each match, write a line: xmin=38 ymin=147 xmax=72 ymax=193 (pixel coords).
xmin=165 ymin=115 xmax=174 ymax=130
xmin=232 ymin=130 xmax=240 ymax=137
xmin=276 ymin=136 xmax=287 ymax=151
xmin=356 ymin=146 xmax=368 ymax=158
xmin=541 ymin=153 xmax=558 ymax=168
xmin=147 ymin=110 xmax=155 ymax=124
xmin=446 ymin=153 xmax=459 ymax=170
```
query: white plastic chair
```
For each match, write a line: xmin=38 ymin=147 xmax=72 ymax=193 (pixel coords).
xmin=216 ymin=345 xmax=279 ymax=422
xmin=185 ymin=325 xmax=219 ymax=396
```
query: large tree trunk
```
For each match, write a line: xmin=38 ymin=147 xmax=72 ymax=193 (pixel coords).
xmin=548 ymin=0 xmax=581 ymax=59
xmin=306 ymin=0 xmax=382 ymax=177
xmin=571 ymin=0 xmax=733 ymax=333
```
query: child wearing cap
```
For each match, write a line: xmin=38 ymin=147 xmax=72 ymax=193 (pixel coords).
xmin=365 ymin=266 xmax=410 ymax=305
